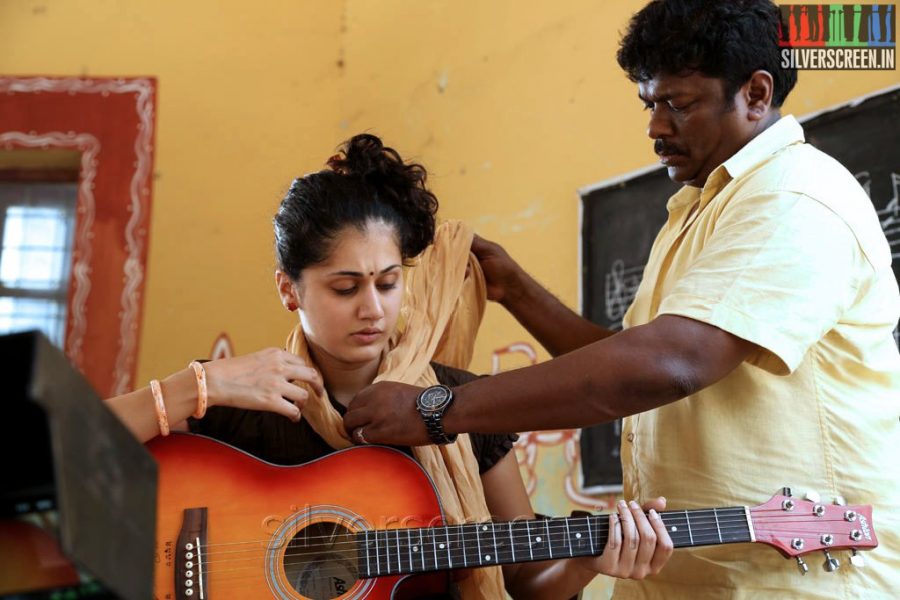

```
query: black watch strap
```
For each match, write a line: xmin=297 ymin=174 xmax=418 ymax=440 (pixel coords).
xmin=422 ymin=410 xmax=458 ymax=445
xmin=417 ymin=385 xmax=458 ymax=445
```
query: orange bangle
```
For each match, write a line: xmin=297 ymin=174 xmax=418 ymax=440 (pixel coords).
xmin=188 ymin=361 xmax=208 ymax=419
xmin=150 ymin=379 xmax=170 ymax=436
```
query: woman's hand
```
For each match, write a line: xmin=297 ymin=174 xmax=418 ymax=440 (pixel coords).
xmin=203 ymin=347 xmax=324 ymax=421
xmin=588 ymin=497 xmax=673 ymax=580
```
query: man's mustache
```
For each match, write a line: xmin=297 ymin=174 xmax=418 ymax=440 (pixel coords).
xmin=654 ymin=139 xmax=687 ymax=156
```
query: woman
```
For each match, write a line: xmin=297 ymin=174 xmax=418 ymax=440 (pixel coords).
xmin=106 ymin=134 xmax=672 ymax=599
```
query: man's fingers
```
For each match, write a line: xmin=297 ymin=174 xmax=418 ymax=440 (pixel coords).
xmin=342 ymin=403 xmax=372 ymax=435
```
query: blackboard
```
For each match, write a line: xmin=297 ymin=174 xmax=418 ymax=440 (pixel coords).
xmin=578 ymin=85 xmax=900 ymax=492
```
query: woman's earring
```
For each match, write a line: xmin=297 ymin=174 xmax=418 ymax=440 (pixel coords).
xmin=286 ymin=301 xmax=298 ymax=312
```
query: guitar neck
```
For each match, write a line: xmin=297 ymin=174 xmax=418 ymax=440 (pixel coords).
xmin=357 ymin=506 xmax=753 ymax=578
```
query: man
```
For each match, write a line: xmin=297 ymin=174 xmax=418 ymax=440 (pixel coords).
xmin=345 ymin=1 xmax=900 ymax=596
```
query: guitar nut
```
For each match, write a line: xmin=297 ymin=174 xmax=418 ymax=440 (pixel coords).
xmin=791 ymin=538 xmax=804 ymax=550
xmin=850 ymin=530 xmax=862 ymax=541
xmin=844 ymin=510 xmax=857 ymax=522
xmin=813 ymin=504 xmax=825 ymax=517
xmin=782 ymin=499 xmax=795 ymax=511
xmin=821 ymin=534 xmax=834 ymax=546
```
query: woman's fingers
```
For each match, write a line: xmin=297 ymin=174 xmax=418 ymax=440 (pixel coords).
xmin=617 ymin=500 xmax=638 ymax=574
xmin=647 ymin=508 xmax=674 ymax=575
xmin=629 ymin=501 xmax=658 ymax=579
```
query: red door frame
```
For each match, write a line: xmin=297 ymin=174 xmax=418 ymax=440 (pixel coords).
xmin=0 ymin=77 xmax=157 ymax=396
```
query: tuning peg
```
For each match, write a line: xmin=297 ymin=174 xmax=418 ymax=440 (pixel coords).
xmin=823 ymin=550 xmax=840 ymax=572
xmin=805 ymin=490 xmax=821 ymax=503
xmin=849 ymin=549 xmax=866 ymax=568
xmin=795 ymin=556 xmax=809 ymax=575
xmin=833 ymin=495 xmax=846 ymax=506
xmin=782 ymin=486 xmax=793 ymax=497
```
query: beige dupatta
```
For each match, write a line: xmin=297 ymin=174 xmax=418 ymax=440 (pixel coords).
xmin=285 ymin=220 xmax=506 ymax=598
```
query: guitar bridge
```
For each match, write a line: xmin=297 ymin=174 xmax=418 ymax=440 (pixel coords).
xmin=175 ymin=507 xmax=207 ymax=599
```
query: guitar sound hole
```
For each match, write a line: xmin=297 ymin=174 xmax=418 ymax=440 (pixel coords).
xmin=283 ymin=521 xmax=359 ymax=600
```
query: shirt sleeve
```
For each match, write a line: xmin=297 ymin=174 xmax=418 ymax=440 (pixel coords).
xmin=658 ymin=191 xmax=867 ymax=375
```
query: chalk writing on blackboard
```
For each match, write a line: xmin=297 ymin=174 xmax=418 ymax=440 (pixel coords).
xmin=873 ymin=171 xmax=900 ymax=259
xmin=604 ymin=260 xmax=644 ymax=330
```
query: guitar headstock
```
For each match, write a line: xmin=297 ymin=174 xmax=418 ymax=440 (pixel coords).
xmin=750 ymin=489 xmax=877 ymax=574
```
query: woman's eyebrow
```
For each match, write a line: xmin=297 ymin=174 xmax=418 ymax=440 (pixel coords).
xmin=327 ymin=264 xmax=401 ymax=277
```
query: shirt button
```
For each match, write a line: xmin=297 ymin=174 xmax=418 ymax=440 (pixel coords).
xmin=626 ymin=433 xmax=635 ymax=442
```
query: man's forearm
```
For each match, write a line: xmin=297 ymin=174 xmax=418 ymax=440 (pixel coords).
xmin=446 ymin=315 xmax=754 ymax=434
xmin=502 ymin=268 xmax=614 ymax=356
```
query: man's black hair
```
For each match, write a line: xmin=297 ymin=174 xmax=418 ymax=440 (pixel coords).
xmin=617 ymin=0 xmax=797 ymax=107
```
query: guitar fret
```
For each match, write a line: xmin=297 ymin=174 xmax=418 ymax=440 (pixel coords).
xmin=490 ymin=523 xmax=499 ymax=564
xmin=444 ymin=525 xmax=453 ymax=569
xmin=545 ymin=520 xmax=553 ymax=558
xmin=364 ymin=531 xmax=372 ymax=577
xmin=406 ymin=529 xmax=413 ymax=573
xmin=525 ymin=520 xmax=534 ymax=561
xmin=417 ymin=528 xmax=426 ymax=572
xmin=475 ymin=522 xmax=483 ymax=564
xmin=713 ymin=509 xmax=723 ymax=544
xmin=433 ymin=527 xmax=442 ymax=570
xmin=564 ymin=518 xmax=574 ymax=557
xmin=684 ymin=510 xmax=694 ymax=545
xmin=586 ymin=516 xmax=595 ymax=554
xmin=508 ymin=522 xmax=516 ymax=563
xmin=396 ymin=529 xmax=402 ymax=573
xmin=375 ymin=529 xmax=381 ymax=575
xmin=460 ymin=524 xmax=468 ymax=567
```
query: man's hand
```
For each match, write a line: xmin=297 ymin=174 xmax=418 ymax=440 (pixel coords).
xmin=471 ymin=234 xmax=525 ymax=305
xmin=344 ymin=381 xmax=431 ymax=446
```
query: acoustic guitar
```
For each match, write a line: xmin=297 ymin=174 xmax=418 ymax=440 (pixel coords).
xmin=147 ymin=433 xmax=878 ymax=600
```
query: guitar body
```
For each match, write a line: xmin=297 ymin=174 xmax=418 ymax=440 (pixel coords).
xmin=0 ymin=519 xmax=81 ymax=595
xmin=148 ymin=433 xmax=450 ymax=600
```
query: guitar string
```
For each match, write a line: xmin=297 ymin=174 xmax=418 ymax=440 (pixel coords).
xmin=198 ymin=522 xmax=855 ymax=585
xmin=197 ymin=521 xmax=761 ymax=572
xmin=197 ymin=531 xmax=848 ymax=575
xmin=196 ymin=514 xmax=754 ymax=559
xmin=196 ymin=520 xmax=858 ymax=581
xmin=196 ymin=512 xmax=836 ymax=562
xmin=185 ymin=512 xmax=850 ymax=571
xmin=195 ymin=514 xmax=844 ymax=563
xmin=200 ymin=522 xmax=835 ymax=571
xmin=193 ymin=509 xmax=753 ymax=549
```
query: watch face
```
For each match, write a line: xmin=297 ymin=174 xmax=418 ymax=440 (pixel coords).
xmin=419 ymin=386 xmax=450 ymax=410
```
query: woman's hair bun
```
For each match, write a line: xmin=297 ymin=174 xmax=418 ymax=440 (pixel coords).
xmin=326 ymin=133 xmax=437 ymax=257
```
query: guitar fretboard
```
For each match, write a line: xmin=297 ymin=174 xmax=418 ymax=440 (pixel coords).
xmin=356 ymin=507 xmax=752 ymax=578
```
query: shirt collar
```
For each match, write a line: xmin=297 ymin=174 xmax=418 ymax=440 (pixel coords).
xmin=667 ymin=115 xmax=804 ymax=214
xmin=721 ymin=114 xmax=805 ymax=180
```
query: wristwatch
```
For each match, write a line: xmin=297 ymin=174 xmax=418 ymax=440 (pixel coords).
xmin=416 ymin=385 xmax=458 ymax=445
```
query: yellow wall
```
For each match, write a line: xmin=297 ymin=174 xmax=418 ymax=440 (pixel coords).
xmin=1 ymin=1 xmax=897 ymax=598
xmin=0 ymin=0 xmax=345 ymax=377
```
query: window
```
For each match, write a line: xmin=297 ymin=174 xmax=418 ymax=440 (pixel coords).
xmin=0 ymin=183 xmax=77 ymax=347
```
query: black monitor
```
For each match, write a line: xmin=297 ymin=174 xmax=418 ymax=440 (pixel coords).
xmin=0 ymin=330 xmax=156 ymax=600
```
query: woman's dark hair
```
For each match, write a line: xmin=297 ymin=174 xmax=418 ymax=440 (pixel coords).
xmin=616 ymin=0 xmax=797 ymax=107
xmin=274 ymin=133 xmax=438 ymax=279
